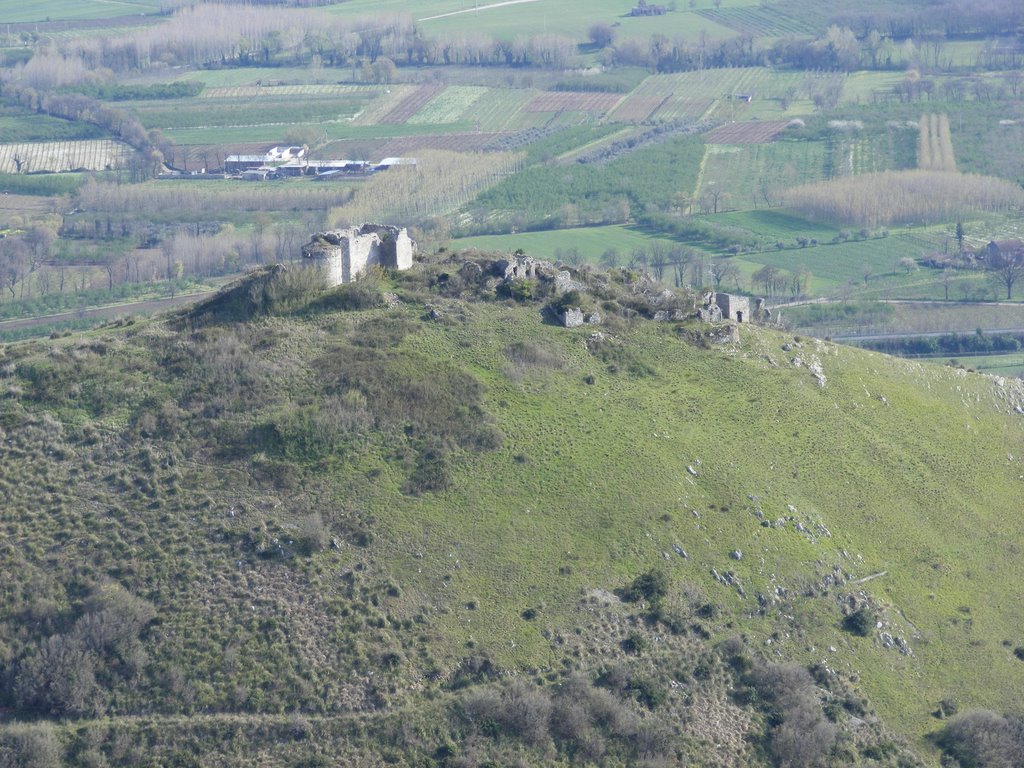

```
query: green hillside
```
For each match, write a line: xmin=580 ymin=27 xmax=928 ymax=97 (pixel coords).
xmin=1 ymin=255 xmax=1023 ymax=765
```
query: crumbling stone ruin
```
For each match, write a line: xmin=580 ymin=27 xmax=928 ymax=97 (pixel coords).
xmin=301 ymin=224 xmax=414 ymax=286
xmin=698 ymin=292 xmax=771 ymax=324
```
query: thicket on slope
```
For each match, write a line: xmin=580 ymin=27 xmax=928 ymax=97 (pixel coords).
xmin=328 ymin=149 xmax=521 ymax=225
xmin=785 ymin=170 xmax=1024 ymax=227
xmin=938 ymin=710 xmax=1024 ymax=767
xmin=182 ymin=264 xmax=323 ymax=325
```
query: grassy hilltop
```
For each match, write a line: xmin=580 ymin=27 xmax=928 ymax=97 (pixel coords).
xmin=1 ymin=254 xmax=1023 ymax=765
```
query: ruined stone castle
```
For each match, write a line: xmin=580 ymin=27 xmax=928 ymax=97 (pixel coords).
xmin=301 ymin=224 xmax=414 ymax=286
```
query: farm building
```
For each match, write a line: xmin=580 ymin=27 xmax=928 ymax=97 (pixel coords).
xmin=630 ymin=0 xmax=666 ymax=16
xmin=225 ymin=155 xmax=267 ymax=173
xmin=376 ymin=157 xmax=418 ymax=171
xmin=301 ymin=225 xmax=415 ymax=286
xmin=240 ymin=168 xmax=279 ymax=181
xmin=226 ymin=147 xmax=306 ymax=173
xmin=265 ymin=146 xmax=305 ymax=162
xmin=278 ymin=160 xmax=373 ymax=178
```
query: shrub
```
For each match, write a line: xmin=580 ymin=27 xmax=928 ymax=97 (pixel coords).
xmin=843 ymin=607 xmax=875 ymax=637
xmin=938 ymin=710 xmax=1024 ymax=767
xmin=621 ymin=569 xmax=669 ymax=604
xmin=0 ymin=723 xmax=63 ymax=768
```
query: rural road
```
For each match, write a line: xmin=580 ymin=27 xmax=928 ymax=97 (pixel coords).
xmin=0 ymin=291 xmax=212 ymax=334
xmin=418 ymin=0 xmax=540 ymax=22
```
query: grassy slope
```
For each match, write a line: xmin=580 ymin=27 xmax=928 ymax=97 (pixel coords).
xmin=0 ymin=262 xmax=1023 ymax=764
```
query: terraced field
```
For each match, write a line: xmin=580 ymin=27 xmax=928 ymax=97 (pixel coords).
xmin=0 ymin=140 xmax=133 ymax=173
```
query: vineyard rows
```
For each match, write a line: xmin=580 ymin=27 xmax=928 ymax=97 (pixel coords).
xmin=525 ymin=91 xmax=621 ymax=114
xmin=619 ymin=68 xmax=773 ymax=122
xmin=607 ymin=95 xmax=664 ymax=122
xmin=407 ymin=86 xmax=488 ymax=124
xmin=698 ymin=140 xmax=827 ymax=211
xmin=379 ymin=85 xmax=444 ymax=124
xmin=695 ymin=6 xmax=813 ymax=37
xmin=379 ymin=132 xmax=511 ymax=156
xmin=200 ymin=84 xmax=384 ymax=99
xmin=461 ymin=89 xmax=533 ymax=131
xmin=351 ymin=85 xmax=417 ymax=126
xmin=0 ymin=140 xmax=133 ymax=173
xmin=704 ymin=121 xmax=790 ymax=144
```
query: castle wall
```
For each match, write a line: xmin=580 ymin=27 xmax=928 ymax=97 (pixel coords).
xmin=347 ymin=231 xmax=378 ymax=281
xmin=302 ymin=225 xmax=415 ymax=287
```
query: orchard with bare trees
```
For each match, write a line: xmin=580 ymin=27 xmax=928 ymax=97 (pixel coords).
xmin=786 ymin=170 xmax=1024 ymax=227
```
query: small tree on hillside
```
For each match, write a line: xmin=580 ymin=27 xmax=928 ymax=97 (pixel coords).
xmin=588 ymin=22 xmax=615 ymax=48
xmin=987 ymin=244 xmax=1024 ymax=300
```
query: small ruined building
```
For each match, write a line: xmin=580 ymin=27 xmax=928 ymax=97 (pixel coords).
xmin=714 ymin=293 xmax=750 ymax=323
xmin=698 ymin=292 xmax=770 ymax=324
xmin=301 ymin=225 xmax=414 ymax=286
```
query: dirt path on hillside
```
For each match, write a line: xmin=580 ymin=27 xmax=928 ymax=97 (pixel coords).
xmin=418 ymin=0 xmax=541 ymax=22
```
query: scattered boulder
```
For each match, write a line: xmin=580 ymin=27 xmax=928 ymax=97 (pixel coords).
xmin=559 ymin=307 xmax=585 ymax=328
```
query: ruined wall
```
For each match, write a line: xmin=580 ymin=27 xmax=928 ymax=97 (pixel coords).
xmin=715 ymin=293 xmax=751 ymax=323
xmin=301 ymin=225 xmax=415 ymax=287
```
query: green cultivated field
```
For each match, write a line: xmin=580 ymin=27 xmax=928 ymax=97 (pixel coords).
xmin=0 ymin=0 xmax=162 ymax=22
xmin=325 ymin=0 xmax=738 ymax=41
xmin=451 ymin=224 xmax=682 ymax=261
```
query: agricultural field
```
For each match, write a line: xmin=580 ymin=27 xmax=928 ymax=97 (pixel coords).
xmin=695 ymin=5 xmax=815 ymax=36
xmin=524 ymin=91 xmax=622 ymax=115
xmin=378 ymin=131 xmax=513 ymax=155
xmin=704 ymin=120 xmax=791 ymax=144
xmin=170 ymin=67 xmax=326 ymax=89
xmin=198 ymin=84 xmax=383 ymax=100
xmin=0 ymin=0 xmax=162 ymax=23
xmin=0 ymin=140 xmax=133 ymax=174
xmin=735 ymin=234 xmax=941 ymax=295
xmin=696 ymin=140 xmax=828 ymax=209
xmin=933 ymin=353 xmax=1024 ymax=377
xmin=0 ymin=108 xmax=107 ymax=143
xmin=322 ymin=0 xmax=739 ymax=41
xmin=614 ymin=68 xmax=774 ymax=123
xmin=450 ymin=224 xmax=683 ymax=262
xmin=785 ymin=301 xmax=1024 ymax=340
xmin=407 ymin=85 xmax=488 ymax=124
xmin=379 ymin=84 xmax=445 ymax=124
xmin=133 ymin=95 xmax=374 ymax=132
xmin=457 ymin=87 xmax=535 ymax=131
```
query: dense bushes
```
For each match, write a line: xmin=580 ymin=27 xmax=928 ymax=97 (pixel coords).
xmin=860 ymin=331 xmax=1024 ymax=357
xmin=748 ymin=662 xmax=838 ymax=768
xmin=14 ymin=583 xmax=156 ymax=718
xmin=62 ymin=82 xmax=204 ymax=101
xmin=938 ymin=710 xmax=1024 ymax=768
